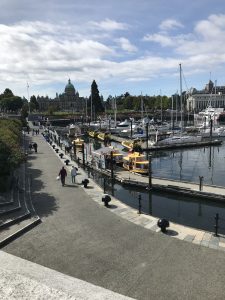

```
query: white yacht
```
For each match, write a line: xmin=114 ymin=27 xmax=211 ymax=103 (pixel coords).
xmin=157 ymin=135 xmax=202 ymax=145
xmin=194 ymin=105 xmax=224 ymax=127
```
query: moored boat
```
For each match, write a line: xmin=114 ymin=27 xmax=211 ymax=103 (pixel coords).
xmin=123 ymin=152 xmax=149 ymax=174
xmin=121 ymin=140 xmax=133 ymax=150
xmin=157 ymin=135 xmax=202 ymax=145
xmin=88 ymin=130 xmax=99 ymax=138
xmin=91 ymin=146 xmax=124 ymax=169
xmin=72 ymin=137 xmax=84 ymax=148
xmin=97 ymin=132 xmax=111 ymax=141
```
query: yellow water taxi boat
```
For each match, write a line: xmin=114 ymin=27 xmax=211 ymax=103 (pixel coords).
xmin=88 ymin=130 xmax=98 ymax=138
xmin=123 ymin=152 xmax=149 ymax=174
xmin=72 ymin=137 xmax=84 ymax=148
xmin=121 ymin=140 xmax=133 ymax=150
xmin=97 ymin=132 xmax=111 ymax=141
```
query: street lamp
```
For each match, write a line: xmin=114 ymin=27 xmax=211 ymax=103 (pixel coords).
xmin=130 ymin=118 xmax=133 ymax=138
xmin=27 ymin=82 xmax=30 ymax=114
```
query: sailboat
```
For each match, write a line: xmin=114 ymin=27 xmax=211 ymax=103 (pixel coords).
xmin=157 ymin=64 xmax=202 ymax=146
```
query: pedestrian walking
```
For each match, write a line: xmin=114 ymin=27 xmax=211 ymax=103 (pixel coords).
xmin=71 ymin=166 xmax=77 ymax=183
xmin=28 ymin=143 xmax=33 ymax=152
xmin=33 ymin=142 xmax=38 ymax=153
xmin=59 ymin=166 xmax=67 ymax=186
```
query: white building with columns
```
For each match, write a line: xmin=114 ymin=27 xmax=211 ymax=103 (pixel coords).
xmin=186 ymin=80 xmax=225 ymax=112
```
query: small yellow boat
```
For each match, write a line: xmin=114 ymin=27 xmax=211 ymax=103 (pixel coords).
xmin=123 ymin=152 xmax=149 ymax=174
xmin=97 ymin=132 xmax=111 ymax=141
xmin=88 ymin=131 xmax=98 ymax=138
xmin=72 ymin=137 xmax=84 ymax=148
xmin=121 ymin=140 xmax=133 ymax=150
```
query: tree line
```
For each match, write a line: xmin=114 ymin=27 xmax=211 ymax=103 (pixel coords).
xmin=0 ymin=83 xmax=183 ymax=116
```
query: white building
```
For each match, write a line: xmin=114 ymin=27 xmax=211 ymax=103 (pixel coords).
xmin=186 ymin=80 xmax=225 ymax=112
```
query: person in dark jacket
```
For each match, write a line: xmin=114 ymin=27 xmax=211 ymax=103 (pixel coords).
xmin=59 ymin=166 xmax=67 ymax=186
xmin=33 ymin=142 xmax=38 ymax=153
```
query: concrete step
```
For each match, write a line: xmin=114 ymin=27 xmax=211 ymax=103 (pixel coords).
xmin=0 ymin=215 xmax=41 ymax=248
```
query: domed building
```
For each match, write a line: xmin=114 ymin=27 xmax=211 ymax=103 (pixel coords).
xmin=37 ymin=79 xmax=85 ymax=112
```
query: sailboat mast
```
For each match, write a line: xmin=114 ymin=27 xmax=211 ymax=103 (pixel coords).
xmin=114 ymin=96 xmax=117 ymax=127
xmin=141 ymin=92 xmax=143 ymax=120
xmin=179 ymin=63 xmax=183 ymax=132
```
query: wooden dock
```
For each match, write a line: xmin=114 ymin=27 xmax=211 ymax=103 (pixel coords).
xmin=110 ymin=134 xmax=222 ymax=151
xmin=112 ymin=169 xmax=225 ymax=202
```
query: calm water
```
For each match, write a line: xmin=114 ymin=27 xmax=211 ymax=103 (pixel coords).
xmin=150 ymin=141 xmax=225 ymax=187
xmin=83 ymin=136 xmax=225 ymax=233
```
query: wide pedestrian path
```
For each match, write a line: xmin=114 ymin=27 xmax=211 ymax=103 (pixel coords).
xmin=2 ymin=130 xmax=225 ymax=299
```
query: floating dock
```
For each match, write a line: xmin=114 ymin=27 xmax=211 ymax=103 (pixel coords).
xmin=110 ymin=134 xmax=222 ymax=151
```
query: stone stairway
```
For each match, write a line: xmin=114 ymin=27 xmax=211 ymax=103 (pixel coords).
xmin=0 ymin=167 xmax=41 ymax=248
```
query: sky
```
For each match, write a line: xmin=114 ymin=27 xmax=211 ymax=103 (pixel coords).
xmin=1 ymin=0 xmax=225 ymax=100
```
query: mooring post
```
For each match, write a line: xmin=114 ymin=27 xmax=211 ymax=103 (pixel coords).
xmin=148 ymin=155 xmax=152 ymax=189
xmin=110 ymin=151 xmax=114 ymax=180
xmin=138 ymin=193 xmax=142 ymax=214
xmin=210 ymin=118 xmax=213 ymax=141
xmin=82 ymin=143 xmax=85 ymax=169
xmin=199 ymin=176 xmax=204 ymax=191
xmin=215 ymin=213 xmax=219 ymax=236
xmin=103 ymin=177 xmax=106 ymax=193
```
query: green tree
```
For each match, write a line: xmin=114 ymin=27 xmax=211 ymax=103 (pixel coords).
xmin=90 ymin=80 xmax=104 ymax=114
xmin=0 ymin=119 xmax=25 ymax=191
xmin=3 ymin=88 xmax=14 ymax=98
xmin=30 ymin=95 xmax=39 ymax=111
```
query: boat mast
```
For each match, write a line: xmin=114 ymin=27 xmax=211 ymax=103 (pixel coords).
xmin=179 ymin=63 xmax=183 ymax=132
xmin=160 ymin=89 xmax=162 ymax=122
xmin=114 ymin=95 xmax=117 ymax=128
xmin=141 ymin=92 xmax=144 ymax=120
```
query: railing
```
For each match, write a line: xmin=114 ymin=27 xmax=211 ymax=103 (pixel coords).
xmin=214 ymin=213 xmax=225 ymax=237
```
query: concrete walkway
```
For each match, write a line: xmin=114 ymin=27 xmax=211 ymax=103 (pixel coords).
xmin=2 ymin=131 xmax=225 ymax=299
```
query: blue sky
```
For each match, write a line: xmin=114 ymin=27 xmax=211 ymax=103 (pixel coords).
xmin=1 ymin=0 xmax=225 ymax=99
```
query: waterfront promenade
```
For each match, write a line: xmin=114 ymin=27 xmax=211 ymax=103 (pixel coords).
xmin=2 ymin=130 xmax=225 ymax=299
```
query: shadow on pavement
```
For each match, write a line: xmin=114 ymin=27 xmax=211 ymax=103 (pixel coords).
xmin=32 ymin=192 xmax=58 ymax=218
xmin=165 ymin=229 xmax=178 ymax=236
xmin=63 ymin=184 xmax=79 ymax=188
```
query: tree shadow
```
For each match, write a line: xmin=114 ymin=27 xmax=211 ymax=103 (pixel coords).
xmin=32 ymin=192 xmax=58 ymax=218
xmin=25 ymin=166 xmax=57 ymax=218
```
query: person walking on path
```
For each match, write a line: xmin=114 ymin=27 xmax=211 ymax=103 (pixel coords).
xmin=59 ymin=166 xmax=67 ymax=186
xmin=33 ymin=142 xmax=38 ymax=153
xmin=28 ymin=143 xmax=33 ymax=152
xmin=71 ymin=166 xmax=77 ymax=184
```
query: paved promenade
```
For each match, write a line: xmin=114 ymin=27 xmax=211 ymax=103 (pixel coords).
xmin=2 ymin=131 xmax=225 ymax=299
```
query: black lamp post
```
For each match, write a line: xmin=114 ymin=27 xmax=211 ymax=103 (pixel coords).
xmin=130 ymin=118 xmax=133 ymax=138
xmin=146 ymin=123 xmax=149 ymax=150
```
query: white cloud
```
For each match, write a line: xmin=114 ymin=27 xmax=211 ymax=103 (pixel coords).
xmin=3 ymin=14 xmax=225 ymax=98
xmin=143 ymin=33 xmax=174 ymax=47
xmin=116 ymin=37 xmax=137 ymax=52
xmin=159 ymin=19 xmax=184 ymax=31
xmin=90 ymin=18 xmax=128 ymax=31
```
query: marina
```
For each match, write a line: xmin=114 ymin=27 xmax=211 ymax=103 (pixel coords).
xmin=45 ymin=127 xmax=225 ymax=235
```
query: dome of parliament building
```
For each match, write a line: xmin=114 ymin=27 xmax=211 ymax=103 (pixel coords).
xmin=65 ymin=79 xmax=75 ymax=95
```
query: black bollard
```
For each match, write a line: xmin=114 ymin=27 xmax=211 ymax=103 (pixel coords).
xmin=82 ymin=179 xmax=89 ymax=188
xmin=157 ymin=219 xmax=170 ymax=233
xmin=102 ymin=194 xmax=111 ymax=207
xmin=65 ymin=159 xmax=70 ymax=166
